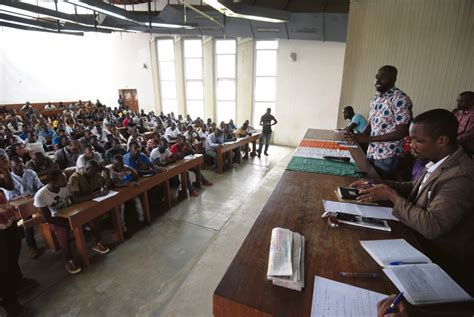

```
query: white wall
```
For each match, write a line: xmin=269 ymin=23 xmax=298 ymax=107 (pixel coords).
xmin=273 ymin=40 xmax=346 ymax=147
xmin=0 ymin=29 xmax=156 ymax=112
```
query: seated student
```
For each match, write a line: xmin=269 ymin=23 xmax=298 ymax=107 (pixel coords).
xmin=92 ymin=125 xmax=110 ymax=143
xmin=38 ymin=123 xmax=56 ymax=140
xmin=108 ymin=154 xmax=145 ymax=233
xmin=173 ymin=135 xmax=212 ymax=187
xmin=52 ymin=128 xmax=68 ymax=151
xmin=342 ymin=106 xmax=368 ymax=133
xmin=183 ymin=125 xmax=198 ymax=143
xmin=150 ymin=138 xmax=176 ymax=166
xmin=228 ymin=119 xmax=237 ymax=132
xmin=76 ymin=143 xmax=105 ymax=172
xmin=124 ymin=141 xmax=164 ymax=176
xmin=34 ymin=167 xmax=110 ymax=274
xmin=79 ymin=129 xmax=94 ymax=147
xmin=25 ymin=152 xmax=58 ymax=178
xmin=164 ymin=122 xmax=180 ymax=145
xmin=25 ymin=132 xmax=47 ymax=155
xmin=235 ymin=122 xmax=252 ymax=159
xmin=223 ymin=125 xmax=241 ymax=167
xmin=18 ymin=125 xmax=29 ymax=141
xmin=8 ymin=142 xmax=32 ymax=163
xmin=1 ymin=156 xmax=43 ymax=259
xmin=89 ymin=135 xmax=105 ymax=157
xmin=126 ymin=128 xmax=146 ymax=152
xmin=146 ymin=132 xmax=161 ymax=154
xmin=351 ymin=109 xmax=474 ymax=292
xmin=205 ymin=128 xmax=224 ymax=164
xmin=53 ymin=139 xmax=81 ymax=169
xmin=197 ymin=124 xmax=209 ymax=142
xmin=454 ymin=91 xmax=473 ymax=155
xmin=105 ymin=138 xmax=126 ymax=163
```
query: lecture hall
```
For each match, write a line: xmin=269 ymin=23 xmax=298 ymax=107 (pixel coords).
xmin=0 ymin=0 xmax=473 ymax=316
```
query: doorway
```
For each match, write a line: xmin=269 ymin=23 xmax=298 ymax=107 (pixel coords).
xmin=118 ymin=89 xmax=139 ymax=112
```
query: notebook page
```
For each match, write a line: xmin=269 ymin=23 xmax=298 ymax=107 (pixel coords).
xmin=311 ymin=276 xmax=387 ymax=317
xmin=383 ymin=263 xmax=472 ymax=305
xmin=361 ymin=239 xmax=431 ymax=267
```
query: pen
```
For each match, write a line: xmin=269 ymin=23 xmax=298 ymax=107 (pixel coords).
xmin=389 ymin=261 xmax=428 ymax=266
xmin=338 ymin=272 xmax=379 ymax=278
xmin=385 ymin=292 xmax=404 ymax=315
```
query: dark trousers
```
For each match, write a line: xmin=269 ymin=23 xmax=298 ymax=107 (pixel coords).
xmin=258 ymin=132 xmax=272 ymax=154
xmin=0 ymin=224 xmax=22 ymax=310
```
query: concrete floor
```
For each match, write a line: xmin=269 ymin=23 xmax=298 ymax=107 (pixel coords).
xmin=4 ymin=145 xmax=293 ymax=317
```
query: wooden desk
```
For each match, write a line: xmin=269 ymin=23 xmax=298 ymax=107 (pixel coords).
xmin=215 ymin=135 xmax=260 ymax=173
xmin=56 ymin=155 xmax=203 ymax=267
xmin=213 ymin=129 xmax=418 ymax=316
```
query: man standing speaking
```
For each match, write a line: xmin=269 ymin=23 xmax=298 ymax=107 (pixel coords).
xmin=258 ymin=108 xmax=278 ymax=158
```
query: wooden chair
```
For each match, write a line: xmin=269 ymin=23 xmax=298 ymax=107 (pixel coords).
xmin=16 ymin=198 xmax=58 ymax=251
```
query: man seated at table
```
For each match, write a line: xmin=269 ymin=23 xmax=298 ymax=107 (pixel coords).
xmin=108 ymin=154 xmax=145 ymax=234
xmin=124 ymin=141 xmax=164 ymax=176
xmin=454 ymin=91 xmax=473 ymax=156
xmin=223 ymin=125 xmax=241 ymax=167
xmin=105 ymin=138 xmax=127 ymax=163
xmin=34 ymin=168 xmax=110 ymax=275
xmin=164 ymin=122 xmax=180 ymax=145
xmin=54 ymin=139 xmax=81 ymax=169
xmin=150 ymin=138 xmax=176 ymax=167
xmin=351 ymin=109 xmax=474 ymax=292
xmin=25 ymin=132 xmax=47 ymax=155
xmin=52 ymin=128 xmax=67 ymax=151
xmin=76 ymin=143 xmax=105 ymax=172
xmin=204 ymin=128 xmax=224 ymax=165
xmin=342 ymin=106 xmax=368 ymax=133
xmin=1 ymin=156 xmax=43 ymax=259
xmin=25 ymin=152 xmax=59 ymax=178
xmin=235 ymin=122 xmax=252 ymax=159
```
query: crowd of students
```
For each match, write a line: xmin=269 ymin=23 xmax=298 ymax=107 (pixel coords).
xmin=342 ymin=66 xmax=473 ymax=317
xmin=0 ymin=101 xmax=267 ymax=316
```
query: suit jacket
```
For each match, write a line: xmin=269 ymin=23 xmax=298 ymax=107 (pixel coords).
xmin=388 ymin=147 xmax=474 ymax=290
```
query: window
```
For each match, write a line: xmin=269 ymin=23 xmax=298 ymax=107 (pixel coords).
xmin=183 ymin=39 xmax=204 ymax=120
xmin=253 ymin=40 xmax=278 ymax=127
xmin=215 ymin=39 xmax=236 ymax=124
xmin=157 ymin=39 xmax=178 ymax=115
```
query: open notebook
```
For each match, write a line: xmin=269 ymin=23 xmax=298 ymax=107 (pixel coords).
xmin=361 ymin=239 xmax=473 ymax=305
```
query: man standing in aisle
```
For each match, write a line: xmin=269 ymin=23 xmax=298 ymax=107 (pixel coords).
xmin=257 ymin=108 xmax=278 ymax=158
xmin=345 ymin=65 xmax=413 ymax=179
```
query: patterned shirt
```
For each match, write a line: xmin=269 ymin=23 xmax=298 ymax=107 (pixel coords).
xmin=260 ymin=113 xmax=277 ymax=133
xmin=456 ymin=108 xmax=474 ymax=155
xmin=367 ymin=87 xmax=412 ymax=160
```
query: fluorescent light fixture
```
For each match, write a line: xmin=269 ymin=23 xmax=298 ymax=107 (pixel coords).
xmin=65 ymin=0 xmax=135 ymax=22
xmin=203 ymin=0 xmax=289 ymax=23
xmin=0 ymin=18 xmax=83 ymax=35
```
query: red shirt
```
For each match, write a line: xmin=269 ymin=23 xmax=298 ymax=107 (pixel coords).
xmin=123 ymin=117 xmax=130 ymax=127
xmin=170 ymin=143 xmax=182 ymax=157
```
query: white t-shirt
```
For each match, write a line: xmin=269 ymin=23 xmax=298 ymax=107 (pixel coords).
xmin=34 ymin=185 xmax=71 ymax=216
xmin=25 ymin=141 xmax=45 ymax=154
xmin=76 ymin=152 xmax=104 ymax=172
xmin=164 ymin=127 xmax=180 ymax=143
xmin=150 ymin=147 xmax=172 ymax=164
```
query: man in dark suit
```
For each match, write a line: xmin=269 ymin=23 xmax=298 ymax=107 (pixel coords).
xmin=352 ymin=108 xmax=474 ymax=292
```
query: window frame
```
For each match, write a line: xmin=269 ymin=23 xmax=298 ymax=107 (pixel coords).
xmin=156 ymin=37 xmax=179 ymax=115
xmin=183 ymin=37 xmax=205 ymax=120
xmin=214 ymin=38 xmax=237 ymax=124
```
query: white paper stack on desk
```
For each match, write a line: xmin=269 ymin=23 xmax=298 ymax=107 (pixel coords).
xmin=322 ymin=200 xmax=398 ymax=231
xmin=267 ymin=227 xmax=305 ymax=291
xmin=361 ymin=239 xmax=473 ymax=305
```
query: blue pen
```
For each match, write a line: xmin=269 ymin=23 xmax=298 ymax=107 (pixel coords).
xmin=389 ymin=261 xmax=428 ymax=266
xmin=385 ymin=292 xmax=404 ymax=315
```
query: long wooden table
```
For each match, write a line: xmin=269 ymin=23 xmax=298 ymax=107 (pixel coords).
xmin=57 ymin=155 xmax=203 ymax=267
xmin=213 ymin=129 xmax=472 ymax=316
xmin=215 ymin=132 xmax=261 ymax=173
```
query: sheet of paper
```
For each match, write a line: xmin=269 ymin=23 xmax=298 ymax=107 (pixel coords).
xmin=361 ymin=239 xmax=431 ymax=267
xmin=93 ymin=190 xmax=119 ymax=202
xmin=311 ymin=276 xmax=387 ymax=317
xmin=293 ymin=147 xmax=354 ymax=162
xmin=383 ymin=263 xmax=473 ymax=305
xmin=322 ymin=200 xmax=399 ymax=221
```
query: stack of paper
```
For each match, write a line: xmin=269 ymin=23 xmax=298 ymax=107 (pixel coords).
xmin=361 ymin=239 xmax=473 ymax=305
xmin=267 ymin=227 xmax=305 ymax=291
xmin=322 ymin=200 xmax=399 ymax=221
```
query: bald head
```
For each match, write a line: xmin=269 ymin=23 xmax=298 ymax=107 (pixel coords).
xmin=375 ymin=65 xmax=398 ymax=93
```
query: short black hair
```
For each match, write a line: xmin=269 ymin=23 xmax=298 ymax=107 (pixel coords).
xmin=9 ymin=155 xmax=22 ymax=164
xmin=343 ymin=106 xmax=354 ymax=113
xmin=48 ymin=170 xmax=64 ymax=183
xmin=129 ymin=140 xmax=140 ymax=149
xmin=379 ymin=65 xmax=398 ymax=78
xmin=113 ymin=154 xmax=124 ymax=162
xmin=412 ymin=109 xmax=459 ymax=145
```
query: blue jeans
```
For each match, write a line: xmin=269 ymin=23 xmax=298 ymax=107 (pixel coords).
xmin=258 ymin=132 xmax=272 ymax=154
xmin=369 ymin=155 xmax=399 ymax=180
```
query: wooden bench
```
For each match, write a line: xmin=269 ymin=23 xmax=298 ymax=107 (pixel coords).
xmin=214 ymin=133 xmax=261 ymax=173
